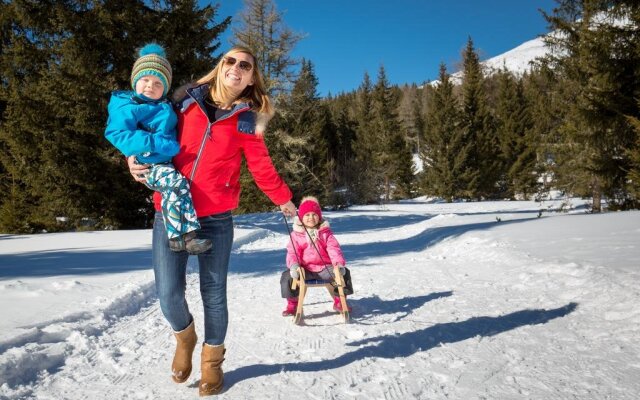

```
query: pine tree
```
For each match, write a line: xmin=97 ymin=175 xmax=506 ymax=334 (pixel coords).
xmin=625 ymin=4 xmax=640 ymax=204
xmin=370 ymin=65 xmax=414 ymax=201
xmin=459 ymin=37 xmax=497 ymax=199
xmin=398 ymin=84 xmax=421 ymax=153
xmin=288 ymin=60 xmax=336 ymax=201
xmin=543 ymin=0 xmax=640 ymax=211
xmin=522 ymin=61 xmax=566 ymax=199
xmin=494 ymin=69 xmax=537 ymax=199
xmin=352 ymin=72 xmax=378 ymax=203
xmin=0 ymin=0 xmax=12 ymax=228
xmin=329 ymin=98 xmax=358 ymax=206
xmin=626 ymin=103 xmax=640 ymax=203
xmin=411 ymin=88 xmax=426 ymax=157
xmin=231 ymin=0 xmax=303 ymax=97
xmin=421 ymin=63 xmax=471 ymax=202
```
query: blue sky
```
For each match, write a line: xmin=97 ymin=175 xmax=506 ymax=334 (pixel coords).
xmin=210 ymin=0 xmax=557 ymax=97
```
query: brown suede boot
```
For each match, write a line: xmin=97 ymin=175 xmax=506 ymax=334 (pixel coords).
xmin=199 ymin=343 xmax=225 ymax=396
xmin=171 ymin=321 xmax=197 ymax=383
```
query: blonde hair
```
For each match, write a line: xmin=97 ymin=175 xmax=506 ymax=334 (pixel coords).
xmin=196 ymin=46 xmax=274 ymax=117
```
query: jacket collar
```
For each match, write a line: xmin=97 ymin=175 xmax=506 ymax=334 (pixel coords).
xmin=181 ymin=83 xmax=250 ymax=114
xmin=131 ymin=93 xmax=168 ymax=105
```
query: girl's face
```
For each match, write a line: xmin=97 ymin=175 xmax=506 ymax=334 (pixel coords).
xmin=301 ymin=212 xmax=320 ymax=228
xmin=135 ymin=75 xmax=164 ymax=100
xmin=221 ymin=52 xmax=255 ymax=94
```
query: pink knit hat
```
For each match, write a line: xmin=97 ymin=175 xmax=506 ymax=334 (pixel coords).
xmin=298 ymin=196 xmax=322 ymax=220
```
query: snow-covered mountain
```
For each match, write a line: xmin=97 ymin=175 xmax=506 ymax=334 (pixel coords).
xmin=438 ymin=11 xmax=631 ymax=85
xmin=429 ymin=34 xmax=550 ymax=86
xmin=476 ymin=36 xmax=549 ymax=75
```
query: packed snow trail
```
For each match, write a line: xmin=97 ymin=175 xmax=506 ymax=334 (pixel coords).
xmin=1 ymin=199 xmax=639 ymax=399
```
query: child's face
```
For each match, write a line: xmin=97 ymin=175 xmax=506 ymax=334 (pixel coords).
xmin=301 ymin=212 xmax=319 ymax=228
xmin=135 ymin=75 xmax=164 ymax=100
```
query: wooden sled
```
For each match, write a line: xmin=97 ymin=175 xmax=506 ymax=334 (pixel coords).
xmin=291 ymin=265 xmax=350 ymax=325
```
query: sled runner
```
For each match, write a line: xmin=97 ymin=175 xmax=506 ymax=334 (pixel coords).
xmin=290 ymin=264 xmax=350 ymax=325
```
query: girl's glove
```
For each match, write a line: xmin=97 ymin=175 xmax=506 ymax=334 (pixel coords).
xmin=289 ymin=264 xmax=300 ymax=279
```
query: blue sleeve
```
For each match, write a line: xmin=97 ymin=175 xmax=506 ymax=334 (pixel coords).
xmin=104 ymin=96 xmax=154 ymax=157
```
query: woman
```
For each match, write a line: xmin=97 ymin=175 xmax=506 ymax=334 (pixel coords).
xmin=128 ymin=46 xmax=295 ymax=396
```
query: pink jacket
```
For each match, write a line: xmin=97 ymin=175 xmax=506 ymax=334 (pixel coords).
xmin=286 ymin=218 xmax=346 ymax=273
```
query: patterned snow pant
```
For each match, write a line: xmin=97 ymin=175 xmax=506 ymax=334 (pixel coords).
xmin=145 ymin=162 xmax=200 ymax=240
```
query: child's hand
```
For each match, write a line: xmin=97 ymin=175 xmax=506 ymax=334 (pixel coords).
xmin=335 ymin=264 xmax=346 ymax=276
xmin=289 ymin=264 xmax=300 ymax=279
xmin=127 ymin=156 xmax=149 ymax=183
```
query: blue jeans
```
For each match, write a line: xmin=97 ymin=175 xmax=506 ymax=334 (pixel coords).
xmin=152 ymin=210 xmax=234 ymax=345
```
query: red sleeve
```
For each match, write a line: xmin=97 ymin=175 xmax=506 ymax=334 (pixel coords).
xmin=241 ymin=135 xmax=292 ymax=206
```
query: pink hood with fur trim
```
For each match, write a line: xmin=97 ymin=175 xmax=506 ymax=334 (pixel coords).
xmin=286 ymin=217 xmax=346 ymax=272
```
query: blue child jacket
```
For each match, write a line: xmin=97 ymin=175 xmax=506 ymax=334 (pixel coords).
xmin=104 ymin=91 xmax=180 ymax=164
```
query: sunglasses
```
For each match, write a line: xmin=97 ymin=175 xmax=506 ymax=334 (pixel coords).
xmin=223 ymin=56 xmax=253 ymax=72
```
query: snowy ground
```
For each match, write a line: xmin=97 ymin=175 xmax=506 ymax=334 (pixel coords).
xmin=1 ymin=196 xmax=639 ymax=399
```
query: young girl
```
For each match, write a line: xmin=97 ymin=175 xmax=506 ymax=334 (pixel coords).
xmin=280 ymin=196 xmax=353 ymax=316
xmin=105 ymin=43 xmax=211 ymax=255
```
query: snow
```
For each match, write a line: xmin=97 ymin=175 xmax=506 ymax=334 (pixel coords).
xmin=1 ymin=196 xmax=640 ymax=399
xmin=479 ymin=37 xmax=549 ymax=74
xmin=427 ymin=33 xmax=552 ymax=86
xmin=412 ymin=152 xmax=423 ymax=174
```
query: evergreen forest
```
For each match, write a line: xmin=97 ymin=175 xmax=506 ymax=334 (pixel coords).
xmin=1 ymin=0 xmax=639 ymax=233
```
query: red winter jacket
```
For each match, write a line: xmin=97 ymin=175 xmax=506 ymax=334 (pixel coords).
xmin=153 ymin=84 xmax=292 ymax=217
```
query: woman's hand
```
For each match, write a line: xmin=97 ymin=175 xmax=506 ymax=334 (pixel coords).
xmin=279 ymin=200 xmax=296 ymax=217
xmin=127 ymin=156 xmax=149 ymax=183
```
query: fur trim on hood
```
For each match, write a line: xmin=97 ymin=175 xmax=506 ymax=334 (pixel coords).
xmin=172 ymin=82 xmax=197 ymax=103
xmin=292 ymin=216 xmax=329 ymax=233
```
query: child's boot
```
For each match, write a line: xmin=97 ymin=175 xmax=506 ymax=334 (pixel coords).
xmin=169 ymin=231 xmax=212 ymax=254
xmin=333 ymin=296 xmax=352 ymax=312
xmin=185 ymin=234 xmax=212 ymax=255
xmin=282 ymin=297 xmax=298 ymax=316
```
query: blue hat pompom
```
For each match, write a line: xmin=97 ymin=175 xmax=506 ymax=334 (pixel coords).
xmin=139 ymin=42 xmax=166 ymax=58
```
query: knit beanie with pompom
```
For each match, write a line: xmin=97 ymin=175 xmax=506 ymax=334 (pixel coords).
xmin=298 ymin=196 xmax=322 ymax=220
xmin=131 ymin=43 xmax=172 ymax=97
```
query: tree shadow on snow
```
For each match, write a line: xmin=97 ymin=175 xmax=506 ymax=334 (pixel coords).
xmin=340 ymin=218 xmax=536 ymax=262
xmin=223 ymin=302 xmax=578 ymax=390
xmin=0 ymin=248 xmax=152 ymax=278
xmin=300 ymin=292 xmax=453 ymax=324
xmin=349 ymin=291 xmax=454 ymax=324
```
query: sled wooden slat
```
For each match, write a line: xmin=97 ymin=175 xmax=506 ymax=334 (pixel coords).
xmin=291 ymin=265 xmax=349 ymax=325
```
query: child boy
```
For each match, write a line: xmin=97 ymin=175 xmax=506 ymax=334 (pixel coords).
xmin=105 ymin=43 xmax=210 ymax=254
